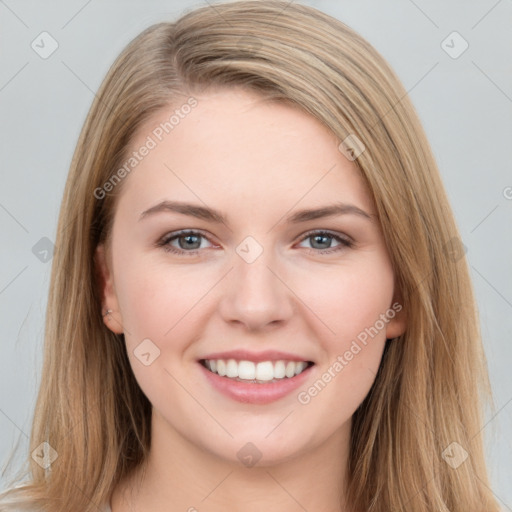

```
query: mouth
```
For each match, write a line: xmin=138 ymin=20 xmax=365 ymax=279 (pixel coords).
xmin=198 ymin=357 xmax=315 ymax=404
xmin=199 ymin=358 xmax=314 ymax=383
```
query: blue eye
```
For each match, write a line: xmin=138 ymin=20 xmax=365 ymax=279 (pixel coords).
xmin=157 ymin=230 xmax=212 ymax=255
xmin=297 ymin=230 xmax=354 ymax=254
xmin=156 ymin=229 xmax=353 ymax=256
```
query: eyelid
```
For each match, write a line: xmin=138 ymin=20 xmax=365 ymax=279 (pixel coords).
xmin=297 ymin=228 xmax=354 ymax=245
xmin=155 ymin=228 xmax=216 ymax=255
xmin=295 ymin=229 xmax=354 ymax=254
xmin=156 ymin=228 xmax=355 ymax=255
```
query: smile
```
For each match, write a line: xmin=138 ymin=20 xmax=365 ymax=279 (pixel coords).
xmin=200 ymin=358 xmax=313 ymax=383
xmin=198 ymin=357 xmax=315 ymax=404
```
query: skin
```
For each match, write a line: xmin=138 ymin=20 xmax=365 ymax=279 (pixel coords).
xmin=95 ymin=87 xmax=406 ymax=512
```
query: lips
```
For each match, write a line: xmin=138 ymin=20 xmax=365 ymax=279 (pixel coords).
xmin=197 ymin=349 xmax=315 ymax=404
xmin=200 ymin=349 xmax=313 ymax=363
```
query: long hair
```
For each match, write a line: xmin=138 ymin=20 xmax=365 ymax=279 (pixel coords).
xmin=0 ymin=1 xmax=499 ymax=511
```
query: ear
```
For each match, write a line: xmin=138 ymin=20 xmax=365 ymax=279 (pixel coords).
xmin=94 ymin=243 xmax=124 ymax=334
xmin=385 ymin=290 xmax=407 ymax=340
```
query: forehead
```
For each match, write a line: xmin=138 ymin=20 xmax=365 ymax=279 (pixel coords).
xmin=115 ymin=88 xmax=372 ymax=220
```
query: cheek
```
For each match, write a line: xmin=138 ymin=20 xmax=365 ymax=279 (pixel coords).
xmin=112 ymin=259 xmax=202 ymax=402
xmin=114 ymin=253 xmax=204 ymax=343
xmin=294 ymin=270 xmax=393 ymax=430
xmin=297 ymin=255 xmax=395 ymax=344
xmin=296 ymin=256 xmax=394 ymax=418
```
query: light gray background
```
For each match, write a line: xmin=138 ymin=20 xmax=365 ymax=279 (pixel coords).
xmin=1 ymin=0 xmax=511 ymax=507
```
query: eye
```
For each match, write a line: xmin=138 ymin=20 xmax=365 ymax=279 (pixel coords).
xmin=296 ymin=230 xmax=354 ymax=254
xmin=156 ymin=230 xmax=214 ymax=255
xmin=156 ymin=229 xmax=354 ymax=256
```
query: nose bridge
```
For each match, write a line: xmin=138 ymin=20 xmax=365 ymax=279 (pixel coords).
xmin=218 ymin=236 xmax=294 ymax=329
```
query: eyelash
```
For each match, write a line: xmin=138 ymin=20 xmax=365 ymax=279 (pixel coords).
xmin=156 ymin=229 xmax=354 ymax=256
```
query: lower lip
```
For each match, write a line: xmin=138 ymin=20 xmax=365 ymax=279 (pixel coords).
xmin=199 ymin=362 xmax=314 ymax=404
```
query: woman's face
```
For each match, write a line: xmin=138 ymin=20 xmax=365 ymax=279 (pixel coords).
xmin=96 ymin=87 xmax=406 ymax=466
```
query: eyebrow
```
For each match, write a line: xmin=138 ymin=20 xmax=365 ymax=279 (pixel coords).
xmin=138 ymin=200 xmax=374 ymax=224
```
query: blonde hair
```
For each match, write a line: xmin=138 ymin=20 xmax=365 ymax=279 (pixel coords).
xmin=0 ymin=1 xmax=499 ymax=511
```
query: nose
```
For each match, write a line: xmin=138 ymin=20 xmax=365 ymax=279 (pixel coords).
xmin=217 ymin=246 xmax=295 ymax=332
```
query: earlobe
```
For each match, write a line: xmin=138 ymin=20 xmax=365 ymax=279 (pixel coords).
xmin=94 ymin=243 xmax=124 ymax=334
xmin=385 ymin=291 xmax=407 ymax=340
xmin=385 ymin=310 xmax=407 ymax=340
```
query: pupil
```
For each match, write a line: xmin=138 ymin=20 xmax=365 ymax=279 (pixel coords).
xmin=312 ymin=234 xmax=330 ymax=249
xmin=180 ymin=234 xmax=200 ymax=250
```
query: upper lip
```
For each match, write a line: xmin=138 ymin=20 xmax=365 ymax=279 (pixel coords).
xmin=199 ymin=349 xmax=314 ymax=363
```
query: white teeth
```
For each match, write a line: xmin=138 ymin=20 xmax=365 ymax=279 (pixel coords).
xmin=285 ymin=361 xmax=296 ymax=378
xmin=217 ymin=359 xmax=226 ymax=377
xmin=295 ymin=361 xmax=307 ymax=375
xmin=274 ymin=360 xmax=286 ymax=379
xmin=226 ymin=359 xmax=238 ymax=378
xmin=238 ymin=360 xmax=256 ymax=379
xmin=255 ymin=361 xmax=274 ymax=381
xmin=203 ymin=359 xmax=310 ymax=381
